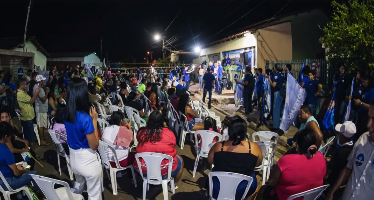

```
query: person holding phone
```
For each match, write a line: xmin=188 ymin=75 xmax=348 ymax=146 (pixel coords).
xmin=64 ymin=78 xmax=102 ymax=200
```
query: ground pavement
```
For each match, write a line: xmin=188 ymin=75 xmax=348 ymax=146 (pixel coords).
xmin=12 ymin=83 xmax=298 ymax=200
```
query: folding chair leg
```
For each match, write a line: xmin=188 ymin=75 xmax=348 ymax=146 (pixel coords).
xmin=193 ymin=155 xmax=200 ymax=178
xmin=23 ymin=186 xmax=33 ymax=200
xmin=170 ymin=179 xmax=175 ymax=194
xmin=161 ymin=180 xmax=169 ymax=200
xmin=142 ymin=181 xmax=147 ymax=200
xmin=2 ymin=192 xmax=10 ymax=200
xmin=130 ymin=166 xmax=137 ymax=187
xmin=262 ymin=167 xmax=267 ymax=185
xmin=57 ymin=154 xmax=61 ymax=176
xmin=67 ymin=163 xmax=74 ymax=181
xmin=109 ymin=168 xmax=118 ymax=195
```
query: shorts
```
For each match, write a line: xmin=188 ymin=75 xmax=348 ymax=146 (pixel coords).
xmin=141 ymin=156 xmax=183 ymax=180
xmin=36 ymin=112 xmax=48 ymax=128
xmin=188 ymin=118 xmax=202 ymax=131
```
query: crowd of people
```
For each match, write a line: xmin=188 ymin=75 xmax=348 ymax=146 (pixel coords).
xmin=0 ymin=62 xmax=373 ymax=200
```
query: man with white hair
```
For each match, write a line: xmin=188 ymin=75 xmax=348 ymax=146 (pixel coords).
xmin=33 ymin=75 xmax=50 ymax=146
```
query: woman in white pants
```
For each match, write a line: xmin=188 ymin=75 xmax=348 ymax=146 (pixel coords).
xmin=64 ymin=78 xmax=102 ymax=200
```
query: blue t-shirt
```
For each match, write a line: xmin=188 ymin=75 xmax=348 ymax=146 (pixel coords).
xmin=18 ymin=67 xmax=24 ymax=75
xmin=203 ymin=73 xmax=215 ymax=91
xmin=335 ymin=73 xmax=349 ymax=98
xmin=0 ymin=143 xmax=15 ymax=178
xmin=305 ymin=79 xmax=320 ymax=105
xmin=301 ymin=76 xmax=310 ymax=88
xmin=183 ymin=70 xmax=190 ymax=81
xmin=217 ymin=65 xmax=223 ymax=79
xmin=256 ymin=74 xmax=264 ymax=91
xmin=271 ymin=72 xmax=283 ymax=92
xmin=244 ymin=73 xmax=253 ymax=90
xmin=210 ymin=65 xmax=215 ymax=72
xmin=8 ymin=82 xmax=16 ymax=92
xmin=352 ymin=84 xmax=369 ymax=110
xmin=64 ymin=111 xmax=95 ymax=150
xmin=361 ymin=88 xmax=374 ymax=111
xmin=63 ymin=73 xmax=69 ymax=84
xmin=226 ymin=58 xmax=231 ymax=65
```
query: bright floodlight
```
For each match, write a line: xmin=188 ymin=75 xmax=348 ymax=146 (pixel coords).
xmin=194 ymin=46 xmax=201 ymax=53
xmin=154 ymin=34 xmax=161 ymax=41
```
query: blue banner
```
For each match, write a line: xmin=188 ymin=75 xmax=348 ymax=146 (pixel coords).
xmin=298 ymin=60 xmax=305 ymax=83
xmin=280 ymin=73 xmax=307 ymax=131
xmin=343 ymin=77 xmax=355 ymax=122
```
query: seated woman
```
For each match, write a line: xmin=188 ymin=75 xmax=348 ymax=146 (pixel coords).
xmin=208 ymin=117 xmax=263 ymax=200
xmin=134 ymin=111 xmax=184 ymax=186
xmin=0 ymin=109 xmax=36 ymax=170
xmin=0 ymin=122 xmax=41 ymax=195
xmin=196 ymin=117 xmax=220 ymax=150
xmin=178 ymin=93 xmax=204 ymax=131
xmin=257 ymin=128 xmax=326 ymax=200
xmin=149 ymin=84 xmax=161 ymax=110
xmin=48 ymin=89 xmax=59 ymax=116
xmin=101 ymin=111 xmax=135 ymax=168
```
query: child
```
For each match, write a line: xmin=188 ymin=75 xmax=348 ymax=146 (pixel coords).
xmin=51 ymin=107 xmax=69 ymax=155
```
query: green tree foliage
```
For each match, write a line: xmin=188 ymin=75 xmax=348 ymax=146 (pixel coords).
xmin=320 ymin=0 xmax=374 ymax=73
xmin=156 ymin=56 xmax=171 ymax=65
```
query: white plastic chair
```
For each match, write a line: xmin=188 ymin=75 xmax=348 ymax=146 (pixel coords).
xmin=96 ymin=102 xmax=110 ymax=120
xmin=179 ymin=112 xmax=194 ymax=150
xmin=319 ymin=136 xmax=335 ymax=157
xmin=124 ymin=106 xmax=146 ymax=128
xmin=97 ymin=118 xmax=110 ymax=134
xmin=208 ymin=172 xmax=253 ymax=200
xmin=254 ymin=141 xmax=276 ymax=185
xmin=287 ymin=184 xmax=329 ymax=200
xmin=48 ymin=130 xmax=74 ymax=181
xmin=30 ymin=175 xmax=84 ymax=200
xmin=33 ymin=124 xmax=40 ymax=145
xmin=135 ymin=153 xmax=175 ymax=200
xmin=193 ymin=130 xmax=222 ymax=178
xmin=97 ymin=141 xmax=137 ymax=195
xmin=252 ymin=131 xmax=279 ymax=144
xmin=0 ymin=172 xmax=33 ymax=200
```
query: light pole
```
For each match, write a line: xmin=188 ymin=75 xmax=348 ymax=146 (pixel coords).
xmin=147 ymin=51 xmax=153 ymax=60
xmin=154 ymin=34 xmax=165 ymax=59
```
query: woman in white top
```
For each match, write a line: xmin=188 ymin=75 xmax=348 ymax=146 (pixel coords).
xmin=101 ymin=111 xmax=135 ymax=168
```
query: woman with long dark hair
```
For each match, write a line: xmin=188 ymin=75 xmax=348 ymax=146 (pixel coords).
xmin=178 ymin=93 xmax=204 ymax=130
xmin=208 ymin=116 xmax=263 ymax=200
xmin=134 ymin=111 xmax=184 ymax=185
xmin=64 ymin=78 xmax=102 ymax=200
xmin=48 ymin=89 xmax=58 ymax=116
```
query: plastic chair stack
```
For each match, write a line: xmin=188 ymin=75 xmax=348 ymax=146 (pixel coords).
xmin=254 ymin=141 xmax=276 ymax=185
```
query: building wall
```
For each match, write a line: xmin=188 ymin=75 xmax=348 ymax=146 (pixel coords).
xmin=255 ymin=22 xmax=292 ymax=69
xmin=13 ymin=41 xmax=47 ymax=71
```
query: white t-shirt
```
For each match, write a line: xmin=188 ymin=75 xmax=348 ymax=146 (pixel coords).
xmin=101 ymin=125 xmax=129 ymax=162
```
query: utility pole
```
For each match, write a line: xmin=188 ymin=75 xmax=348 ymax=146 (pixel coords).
xmin=100 ymin=36 xmax=103 ymax=60
xmin=162 ymin=39 xmax=165 ymax=59
xmin=23 ymin=0 xmax=32 ymax=52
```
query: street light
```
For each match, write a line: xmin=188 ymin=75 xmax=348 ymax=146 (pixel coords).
xmin=154 ymin=34 xmax=161 ymax=41
xmin=194 ymin=46 xmax=201 ymax=53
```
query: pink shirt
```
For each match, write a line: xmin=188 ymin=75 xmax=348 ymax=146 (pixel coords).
xmin=275 ymin=152 xmax=326 ymax=200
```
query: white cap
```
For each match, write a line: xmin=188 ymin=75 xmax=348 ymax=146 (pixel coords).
xmin=335 ymin=121 xmax=356 ymax=138
xmin=36 ymin=75 xmax=46 ymax=82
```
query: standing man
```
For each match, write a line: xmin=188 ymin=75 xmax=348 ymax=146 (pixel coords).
xmin=183 ymin=66 xmax=193 ymax=91
xmin=18 ymin=66 xmax=24 ymax=80
xmin=203 ymin=68 xmax=215 ymax=109
xmin=334 ymin=65 xmax=349 ymax=124
xmin=217 ymin=61 xmax=223 ymax=95
xmin=33 ymin=75 xmax=50 ymax=146
xmin=159 ymin=68 xmax=163 ymax=80
xmin=236 ymin=67 xmax=255 ymax=115
xmin=326 ymin=102 xmax=374 ymax=200
xmin=268 ymin=64 xmax=284 ymax=130
xmin=28 ymin=72 xmax=38 ymax=97
xmin=226 ymin=54 xmax=231 ymax=66
xmin=256 ymin=68 xmax=264 ymax=108
xmin=17 ymin=78 xmax=40 ymax=151
xmin=137 ymin=68 xmax=142 ymax=81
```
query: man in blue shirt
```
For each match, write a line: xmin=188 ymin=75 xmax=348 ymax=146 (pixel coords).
xmin=268 ymin=64 xmax=284 ymax=130
xmin=236 ymin=67 xmax=255 ymax=114
xmin=305 ymin=70 xmax=322 ymax=112
xmin=217 ymin=61 xmax=223 ymax=95
xmin=137 ymin=68 xmax=142 ymax=81
xmin=18 ymin=67 xmax=24 ymax=79
xmin=183 ymin=66 xmax=193 ymax=91
xmin=350 ymin=72 xmax=370 ymax=123
xmin=256 ymin=68 xmax=264 ymax=107
xmin=300 ymin=66 xmax=310 ymax=88
xmin=334 ymin=66 xmax=349 ymax=124
xmin=203 ymin=68 xmax=215 ymax=109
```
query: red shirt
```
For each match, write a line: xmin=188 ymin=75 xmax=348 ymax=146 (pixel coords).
xmin=275 ymin=152 xmax=326 ymax=200
xmin=134 ymin=128 xmax=177 ymax=175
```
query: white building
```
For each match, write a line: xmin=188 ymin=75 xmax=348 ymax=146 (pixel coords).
xmin=47 ymin=52 xmax=102 ymax=71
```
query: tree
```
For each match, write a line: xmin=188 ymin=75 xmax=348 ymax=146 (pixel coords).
xmin=320 ymin=0 xmax=374 ymax=73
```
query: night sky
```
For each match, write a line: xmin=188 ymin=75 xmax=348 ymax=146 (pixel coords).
xmin=0 ymin=0 xmax=344 ymax=63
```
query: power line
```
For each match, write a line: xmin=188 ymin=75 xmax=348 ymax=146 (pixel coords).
xmin=164 ymin=3 xmax=185 ymax=32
